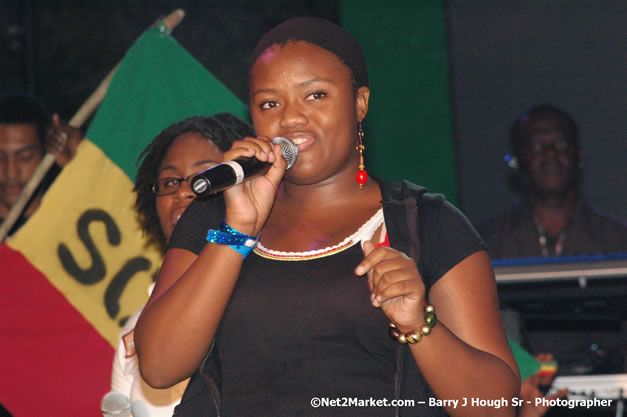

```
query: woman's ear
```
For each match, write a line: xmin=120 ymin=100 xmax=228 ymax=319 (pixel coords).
xmin=355 ymin=86 xmax=370 ymax=121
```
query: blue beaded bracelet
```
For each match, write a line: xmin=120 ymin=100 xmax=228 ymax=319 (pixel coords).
xmin=206 ymin=221 xmax=258 ymax=259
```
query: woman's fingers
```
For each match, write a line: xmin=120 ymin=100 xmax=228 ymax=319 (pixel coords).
xmin=355 ymin=243 xmax=425 ymax=311
xmin=225 ymin=136 xmax=290 ymax=173
xmin=226 ymin=136 xmax=274 ymax=161
xmin=354 ymin=241 xmax=390 ymax=276
xmin=370 ymin=268 xmax=423 ymax=307
xmin=222 ymin=137 xmax=289 ymax=235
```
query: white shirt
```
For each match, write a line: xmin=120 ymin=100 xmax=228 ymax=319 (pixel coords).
xmin=111 ymin=306 xmax=188 ymax=417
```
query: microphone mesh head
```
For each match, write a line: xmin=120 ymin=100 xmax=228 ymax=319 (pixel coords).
xmin=271 ymin=136 xmax=299 ymax=169
xmin=101 ymin=391 xmax=131 ymax=417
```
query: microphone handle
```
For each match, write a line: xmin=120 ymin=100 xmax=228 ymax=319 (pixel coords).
xmin=192 ymin=157 xmax=270 ymax=196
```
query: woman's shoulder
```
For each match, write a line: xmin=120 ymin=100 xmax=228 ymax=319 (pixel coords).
xmin=375 ymin=176 xmax=485 ymax=284
xmin=375 ymin=176 xmax=447 ymax=214
xmin=376 ymin=177 xmax=426 ymax=200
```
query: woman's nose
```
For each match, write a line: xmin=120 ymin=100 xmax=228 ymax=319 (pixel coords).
xmin=174 ymin=179 xmax=195 ymax=200
xmin=279 ymin=101 xmax=307 ymax=129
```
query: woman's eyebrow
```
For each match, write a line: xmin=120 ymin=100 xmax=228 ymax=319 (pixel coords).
xmin=251 ymin=87 xmax=277 ymax=98
xmin=251 ymin=77 xmax=335 ymax=97
xmin=193 ymin=159 xmax=218 ymax=167
xmin=159 ymin=159 xmax=218 ymax=173
xmin=296 ymin=77 xmax=334 ymax=88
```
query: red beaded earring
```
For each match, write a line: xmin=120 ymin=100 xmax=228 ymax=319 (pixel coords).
xmin=355 ymin=122 xmax=368 ymax=189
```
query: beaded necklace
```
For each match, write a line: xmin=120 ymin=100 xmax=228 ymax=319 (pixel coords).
xmin=532 ymin=217 xmax=566 ymax=257
xmin=254 ymin=208 xmax=384 ymax=261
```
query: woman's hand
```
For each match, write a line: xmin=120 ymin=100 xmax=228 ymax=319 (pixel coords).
xmin=222 ymin=136 xmax=288 ymax=236
xmin=355 ymin=241 xmax=426 ymax=329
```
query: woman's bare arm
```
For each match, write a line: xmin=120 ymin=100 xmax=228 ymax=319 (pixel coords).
xmin=134 ymin=245 xmax=245 ymax=388
xmin=360 ymin=246 xmax=520 ymax=417
xmin=135 ymin=138 xmax=287 ymax=388
xmin=409 ymin=251 xmax=520 ymax=416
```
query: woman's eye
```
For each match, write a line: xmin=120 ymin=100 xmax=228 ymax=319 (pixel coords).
xmin=259 ymin=101 xmax=279 ymax=110
xmin=306 ymin=91 xmax=327 ymax=101
xmin=161 ymin=178 xmax=181 ymax=189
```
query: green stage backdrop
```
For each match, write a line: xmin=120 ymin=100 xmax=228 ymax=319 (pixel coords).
xmin=340 ymin=1 xmax=457 ymax=203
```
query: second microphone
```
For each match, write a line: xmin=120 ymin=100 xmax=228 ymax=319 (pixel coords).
xmin=191 ymin=136 xmax=299 ymax=197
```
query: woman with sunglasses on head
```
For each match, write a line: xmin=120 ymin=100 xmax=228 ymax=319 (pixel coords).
xmin=110 ymin=114 xmax=253 ymax=417
xmin=135 ymin=18 xmax=520 ymax=417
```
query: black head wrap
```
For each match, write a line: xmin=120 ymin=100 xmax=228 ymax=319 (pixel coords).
xmin=250 ymin=17 xmax=368 ymax=88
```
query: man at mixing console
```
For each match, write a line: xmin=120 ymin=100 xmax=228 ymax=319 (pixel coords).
xmin=479 ymin=104 xmax=627 ymax=259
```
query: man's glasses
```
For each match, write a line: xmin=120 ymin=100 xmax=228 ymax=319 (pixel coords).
xmin=152 ymin=174 xmax=197 ymax=196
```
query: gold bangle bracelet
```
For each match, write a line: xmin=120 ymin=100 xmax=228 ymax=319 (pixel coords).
xmin=388 ymin=303 xmax=437 ymax=344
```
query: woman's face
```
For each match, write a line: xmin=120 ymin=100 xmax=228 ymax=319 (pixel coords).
xmin=156 ymin=133 xmax=224 ymax=241
xmin=249 ymin=41 xmax=369 ymax=186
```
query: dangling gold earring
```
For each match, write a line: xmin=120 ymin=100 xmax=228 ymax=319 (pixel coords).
xmin=355 ymin=121 xmax=368 ymax=189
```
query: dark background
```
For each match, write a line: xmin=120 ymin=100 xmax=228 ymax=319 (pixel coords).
xmin=447 ymin=0 xmax=626 ymax=227
xmin=0 ymin=0 xmax=337 ymax=117
xmin=2 ymin=0 xmax=624 ymax=225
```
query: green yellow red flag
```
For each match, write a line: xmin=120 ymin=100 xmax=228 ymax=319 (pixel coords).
xmin=0 ymin=22 xmax=246 ymax=416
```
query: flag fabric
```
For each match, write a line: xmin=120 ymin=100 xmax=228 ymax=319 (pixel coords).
xmin=0 ymin=21 xmax=247 ymax=417
xmin=508 ymin=337 xmax=541 ymax=381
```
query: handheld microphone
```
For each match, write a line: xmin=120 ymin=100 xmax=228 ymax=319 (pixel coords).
xmin=101 ymin=391 xmax=131 ymax=417
xmin=191 ymin=136 xmax=298 ymax=197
